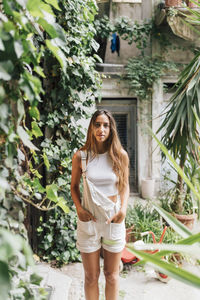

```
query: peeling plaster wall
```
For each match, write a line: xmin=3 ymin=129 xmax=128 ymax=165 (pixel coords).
xmin=152 ymin=26 xmax=196 ymax=64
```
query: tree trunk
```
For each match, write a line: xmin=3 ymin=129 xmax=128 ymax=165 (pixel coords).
xmin=171 ymin=157 xmax=185 ymax=213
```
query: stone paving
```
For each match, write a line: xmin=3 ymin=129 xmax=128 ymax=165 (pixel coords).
xmin=60 ymin=259 xmax=200 ymax=300
xmin=34 ymin=258 xmax=200 ymax=300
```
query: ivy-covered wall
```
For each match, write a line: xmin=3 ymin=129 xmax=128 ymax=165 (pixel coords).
xmin=0 ymin=0 xmax=101 ymax=294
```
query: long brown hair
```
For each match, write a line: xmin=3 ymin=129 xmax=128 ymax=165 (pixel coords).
xmin=81 ymin=110 xmax=127 ymax=192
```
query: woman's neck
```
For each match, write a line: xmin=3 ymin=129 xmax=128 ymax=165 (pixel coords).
xmin=96 ymin=143 xmax=107 ymax=154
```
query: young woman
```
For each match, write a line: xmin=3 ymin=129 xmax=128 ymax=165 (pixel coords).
xmin=71 ymin=110 xmax=129 ymax=300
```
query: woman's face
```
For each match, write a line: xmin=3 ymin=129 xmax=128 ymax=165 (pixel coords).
xmin=93 ymin=114 xmax=110 ymax=144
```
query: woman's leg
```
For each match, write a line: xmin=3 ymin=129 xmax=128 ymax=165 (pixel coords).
xmin=81 ymin=249 xmax=101 ymax=300
xmin=103 ymin=249 xmax=122 ymax=300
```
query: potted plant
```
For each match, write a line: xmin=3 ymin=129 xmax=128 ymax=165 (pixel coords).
xmin=159 ymin=147 xmax=200 ymax=229
xmin=157 ymin=49 xmax=200 ymax=223
xmin=165 ymin=0 xmax=183 ymax=7
xmin=159 ymin=189 xmax=197 ymax=229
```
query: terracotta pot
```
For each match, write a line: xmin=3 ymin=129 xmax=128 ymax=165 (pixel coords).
xmin=186 ymin=0 xmax=198 ymax=8
xmin=126 ymin=225 xmax=136 ymax=243
xmin=174 ymin=213 xmax=197 ymax=230
xmin=165 ymin=0 xmax=183 ymax=6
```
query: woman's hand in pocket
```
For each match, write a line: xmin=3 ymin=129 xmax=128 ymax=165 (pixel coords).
xmin=107 ymin=208 xmax=126 ymax=224
xmin=77 ymin=206 xmax=96 ymax=222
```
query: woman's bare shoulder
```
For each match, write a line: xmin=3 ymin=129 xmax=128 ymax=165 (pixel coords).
xmin=72 ymin=150 xmax=81 ymax=164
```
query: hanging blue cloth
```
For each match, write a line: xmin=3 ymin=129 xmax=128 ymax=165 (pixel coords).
xmin=111 ymin=33 xmax=120 ymax=56
xmin=111 ymin=33 xmax=117 ymax=53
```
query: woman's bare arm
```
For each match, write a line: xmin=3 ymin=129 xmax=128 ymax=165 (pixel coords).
xmin=71 ymin=151 xmax=82 ymax=211
xmin=119 ymin=149 xmax=130 ymax=213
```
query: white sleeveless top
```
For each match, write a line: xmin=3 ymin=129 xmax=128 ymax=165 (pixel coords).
xmin=86 ymin=152 xmax=118 ymax=196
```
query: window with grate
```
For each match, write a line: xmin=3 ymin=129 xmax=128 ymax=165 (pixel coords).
xmin=113 ymin=114 xmax=127 ymax=150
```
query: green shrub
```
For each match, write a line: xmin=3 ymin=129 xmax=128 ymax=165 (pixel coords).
xmin=125 ymin=203 xmax=180 ymax=244
xmin=37 ymin=205 xmax=81 ymax=267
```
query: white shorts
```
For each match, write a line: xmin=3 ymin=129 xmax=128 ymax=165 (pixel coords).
xmin=76 ymin=201 xmax=126 ymax=253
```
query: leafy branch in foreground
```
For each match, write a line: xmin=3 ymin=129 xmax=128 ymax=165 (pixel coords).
xmin=127 ymin=204 xmax=200 ymax=289
xmin=0 ymin=228 xmax=47 ymax=300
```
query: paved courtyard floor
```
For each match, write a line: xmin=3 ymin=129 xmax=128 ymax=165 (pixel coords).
xmin=60 ymin=259 xmax=200 ymax=300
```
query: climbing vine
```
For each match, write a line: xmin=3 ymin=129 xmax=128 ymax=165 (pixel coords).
xmin=125 ymin=56 xmax=179 ymax=100
xmin=94 ymin=15 xmax=153 ymax=55
xmin=0 ymin=0 xmax=101 ymax=293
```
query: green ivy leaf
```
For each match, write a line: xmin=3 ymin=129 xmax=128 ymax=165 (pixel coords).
xmin=56 ymin=196 xmax=69 ymax=213
xmin=2 ymin=0 xmax=13 ymax=15
xmin=38 ymin=18 xmax=57 ymax=38
xmin=27 ymin=0 xmax=54 ymax=18
xmin=17 ymin=126 xmax=39 ymax=151
xmin=47 ymin=234 xmax=53 ymax=243
xmin=29 ymin=106 xmax=40 ymax=120
xmin=4 ymin=19 xmax=17 ymax=31
xmin=91 ymin=39 xmax=99 ymax=52
xmin=0 ymin=61 xmax=14 ymax=81
xmin=19 ymin=77 xmax=35 ymax=103
xmin=46 ymin=39 xmax=66 ymax=71
xmin=14 ymin=40 xmax=24 ymax=58
xmin=0 ymin=86 xmax=5 ymax=103
xmin=44 ymin=0 xmax=61 ymax=11
xmin=33 ymin=66 xmax=46 ymax=78
xmin=24 ymin=72 xmax=43 ymax=95
xmin=43 ymin=153 xmax=50 ymax=170
xmin=33 ymin=178 xmax=45 ymax=193
xmin=17 ymin=99 xmax=25 ymax=125
xmin=0 ymin=39 xmax=5 ymax=51
xmin=31 ymin=121 xmax=43 ymax=138
xmin=31 ymin=169 xmax=42 ymax=179
xmin=46 ymin=184 xmax=58 ymax=202
xmin=58 ymin=177 xmax=66 ymax=187
xmin=93 ymin=54 xmax=102 ymax=63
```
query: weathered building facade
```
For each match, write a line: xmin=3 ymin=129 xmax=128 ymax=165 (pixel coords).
xmin=95 ymin=0 xmax=198 ymax=196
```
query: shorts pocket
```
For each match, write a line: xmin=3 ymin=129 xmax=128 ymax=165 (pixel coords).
xmin=110 ymin=222 xmax=125 ymax=240
xmin=77 ymin=220 xmax=95 ymax=236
